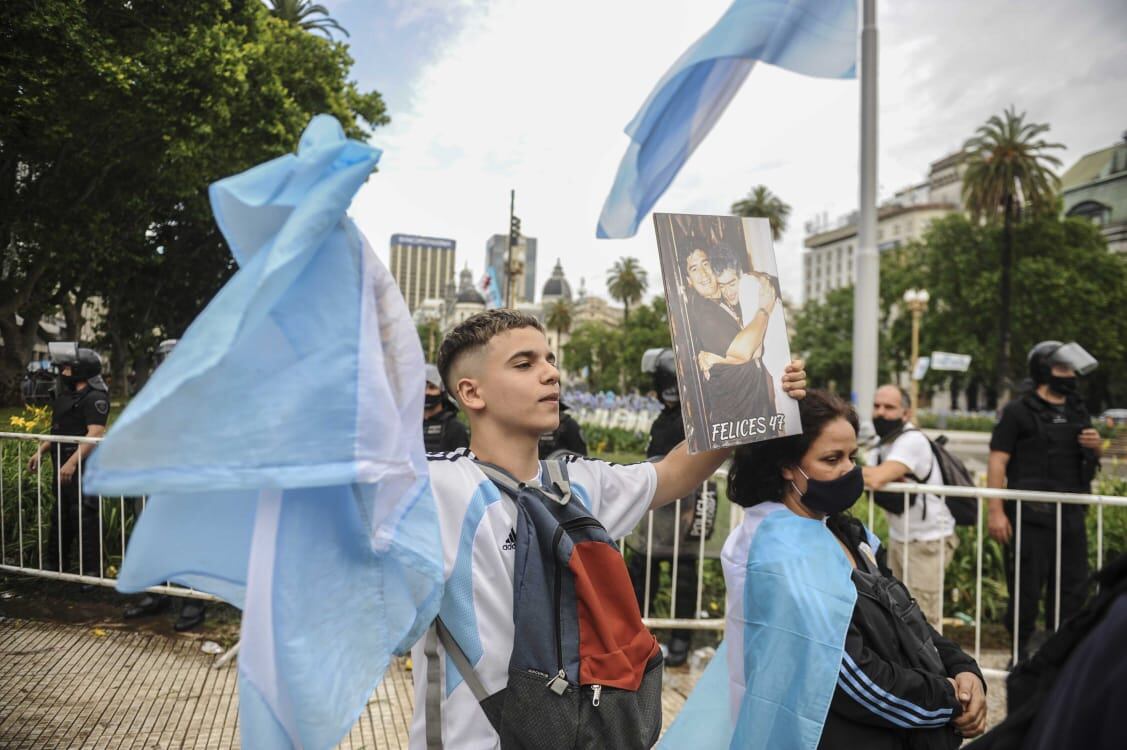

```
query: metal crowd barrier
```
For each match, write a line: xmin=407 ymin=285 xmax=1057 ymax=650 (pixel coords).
xmin=4 ymin=431 xmax=1126 ymax=681
xmin=625 ymin=472 xmax=1126 ymax=682
xmin=869 ymin=481 xmax=1127 ymax=679
xmin=0 ymin=432 xmax=215 ymax=602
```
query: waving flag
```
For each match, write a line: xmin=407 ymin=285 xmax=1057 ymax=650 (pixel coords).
xmin=597 ymin=0 xmax=857 ymax=238
xmin=85 ymin=115 xmax=443 ymax=749
xmin=481 ymin=265 xmax=504 ymax=309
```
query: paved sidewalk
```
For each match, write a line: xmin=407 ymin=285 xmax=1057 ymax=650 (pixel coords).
xmin=0 ymin=616 xmax=1006 ymax=748
xmin=0 ymin=617 xmax=413 ymax=749
xmin=0 ymin=617 xmax=702 ymax=749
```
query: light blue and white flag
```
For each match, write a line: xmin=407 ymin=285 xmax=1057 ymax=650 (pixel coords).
xmin=597 ymin=0 xmax=857 ymax=238
xmin=660 ymin=504 xmax=856 ymax=749
xmin=85 ymin=115 xmax=443 ymax=749
xmin=482 ymin=265 xmax=504 ymax=309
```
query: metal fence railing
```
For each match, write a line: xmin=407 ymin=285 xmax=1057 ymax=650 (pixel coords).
xmin=0 ymin=432 xmax=215 ymax=602
xmin=865 ymin=481 xmax=1126 ymax=678
xmin=4 ymin=431 xmax=1125 ymax=679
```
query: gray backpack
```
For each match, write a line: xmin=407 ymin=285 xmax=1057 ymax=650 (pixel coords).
xmin=424 ymin=458 xmax=664 ymax=749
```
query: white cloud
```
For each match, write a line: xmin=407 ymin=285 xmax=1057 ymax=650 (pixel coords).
xmin=349 ymin=0 xmax=1127 ymax=306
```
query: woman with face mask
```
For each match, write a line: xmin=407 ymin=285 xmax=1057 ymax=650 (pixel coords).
xmin=660 ymin=390 xmax=987 ymax=750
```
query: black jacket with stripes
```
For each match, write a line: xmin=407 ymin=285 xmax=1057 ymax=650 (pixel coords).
xmin=819 ymin=516 xmax=984 ymax=750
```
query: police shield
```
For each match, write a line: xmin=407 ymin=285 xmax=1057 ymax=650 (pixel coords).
xmin=47 ymin=341 xmax=80 ymax=368
xmin=1052 ymin=342 xmax=1098 ymax=376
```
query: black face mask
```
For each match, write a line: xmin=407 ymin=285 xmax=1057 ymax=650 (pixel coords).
xmin=872 ymin=417 xmax=903 ymax=440
xmin=792 ymin=465 xmax=864 ymax=515
xmin=424 ymin=393 xmax=444 ymax=409
xmin=1048 ymin=375 xmax=1077 ymax=397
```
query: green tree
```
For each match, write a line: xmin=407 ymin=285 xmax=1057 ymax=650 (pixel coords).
xmin=792 ymin=213 xmax=1127 ymax=409
xmin=917 ymin=213 xmax=1127 ymax=410
xmin=0 ymin=0 xmax=388 ymax=401
xmin=791 ymin=286 xmax=859 ymax=394
xmin=561 ymin=299 xmax=672 ymax=394
xmin=606 ymin=257 xmax=648 ymax=327
xmin=267 ymin=0 xmax=349 ymax=39
xmin=563 ymin=322 xmax=623 ymax=392
xmin=544 ymin=298 xmax=573 ymax=368
xmin=619 ymin=298 xmax=672 ymax=393
xmin=417 ymin=320 xmax=441 ymax=363
xmin=731 ymin=185 xmax=791 ymax=242
xmin=962 ymin=107 xmax=1064 ymax=401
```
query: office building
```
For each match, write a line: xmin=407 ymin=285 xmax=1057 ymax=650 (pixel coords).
xmin=802 ymin=152 xmax=965 ymax=304
xmin=389 ymin=234 xmax=457 ymax=313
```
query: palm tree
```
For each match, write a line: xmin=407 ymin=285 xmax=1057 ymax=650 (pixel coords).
xmin=606 ymin=257 xmax=648 ymax=327
xmin=731 ymin=185 xmax=791 ymax=242
xmin=267 ymin=0 xmax=350 ymax=39
xmin=544 ymin=299 xmax=574 ymax=369
xmin=962 ymin=106 xmax=1063 ymax=402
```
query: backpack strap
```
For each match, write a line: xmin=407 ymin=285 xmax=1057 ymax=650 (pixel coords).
xmin=474 ymin=460 xmax=525 ymax=498
xmin=424 ymin=617 xmax=492 ymax=750
xmin=473 ymin=458 xmax=571 ymax=505
xmin=542 ymin=459 xmax=573 ymax=504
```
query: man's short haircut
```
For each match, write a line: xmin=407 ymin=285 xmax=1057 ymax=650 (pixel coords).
xmin=436 ymin=309 xmax=545 ymax=391
xmin=708 ymin=245 xmax=741 ymax=275
xmin=879 ymin=383 xmax=912 ymax=410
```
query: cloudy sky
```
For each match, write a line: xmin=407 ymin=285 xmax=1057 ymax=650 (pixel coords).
xmin=327 ymin=0 xmax=1127 ymax=304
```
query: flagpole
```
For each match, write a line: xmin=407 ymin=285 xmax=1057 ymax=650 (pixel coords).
xmin=852 ymin=0 xmax=879 ymax=428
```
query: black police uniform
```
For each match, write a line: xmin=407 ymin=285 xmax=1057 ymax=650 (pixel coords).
xmin=423 ymin=408 xmax=469 ymax=453
xmin=44 ymin=382 xmax=110 ymax=574
xmin=538 ymin=407 xmax=588 ymax=459
xmin=990 ymin=392 xmax=1097 ymax=655
xmin=625 ymin=402 xmax=708 ymax=654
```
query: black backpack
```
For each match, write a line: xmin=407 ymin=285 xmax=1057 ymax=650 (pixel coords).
xmin=873 ymin=426 xmax=978 ymax=526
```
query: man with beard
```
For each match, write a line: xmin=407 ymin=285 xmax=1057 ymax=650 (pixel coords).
xmin=682 ymin=247 xmax=774 ymax=441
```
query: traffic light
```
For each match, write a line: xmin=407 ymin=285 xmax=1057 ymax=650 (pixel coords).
xmin=509 ymin=215 xmax=521 ymax=247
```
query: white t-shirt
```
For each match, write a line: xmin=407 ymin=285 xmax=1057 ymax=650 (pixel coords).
xmin=408 ymin=450 xmax=658 ymax=749
xmin=869 ymin=428 xmax=954 ymax=542
xmin=737 ymin=274 xmax=800 ymax=433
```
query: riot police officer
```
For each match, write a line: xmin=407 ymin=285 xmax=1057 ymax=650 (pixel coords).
xmin=27 ymin=343 xmax=110 ymax=578
xmin=538 ymin=399 xmax=588 ymax=459
xmin=423 ymin=364 xmax=469 ymax=453
xmin=988 ymin=341 xmax=1103 ymax=660
xmin=626 ymin=348 xmax=717 ymax=666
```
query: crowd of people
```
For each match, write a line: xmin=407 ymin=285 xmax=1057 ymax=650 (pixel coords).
xmin=35 ymin=309 xmax=1121 ymax=748
xmin=409 ymin=318 xmax=1120 ymax=748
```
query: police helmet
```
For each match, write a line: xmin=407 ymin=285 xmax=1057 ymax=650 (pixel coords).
xmin=47 ymin=342 xmax=103 ymax=380
xmin=156 ymin=339 xmax=178 ymax=366
xmin=641 ymin=348 xmax=679 ymax=404
xmin=1027 ymin=341 xmax=1098 ymax=384
xmin=425 ymin=364 xmax=445 ymax=392
xmin=425 ymin=363 xmax=459 ymax=411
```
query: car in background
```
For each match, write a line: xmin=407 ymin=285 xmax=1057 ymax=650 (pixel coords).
xmin=1098 ymin=408 xmax=1127 ymax=427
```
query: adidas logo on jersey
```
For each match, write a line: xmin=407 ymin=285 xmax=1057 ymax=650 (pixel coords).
xmin=502 ymin=528 xmax=517 ymax=551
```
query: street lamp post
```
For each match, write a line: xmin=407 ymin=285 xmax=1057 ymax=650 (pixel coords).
xmin=903 ymin=288 xmax=929 ymax=413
